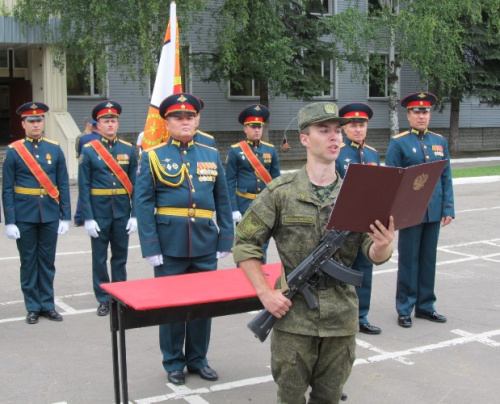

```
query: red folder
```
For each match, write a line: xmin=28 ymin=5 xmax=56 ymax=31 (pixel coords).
xmin=327 ymin=160 xmax=447 ymax=232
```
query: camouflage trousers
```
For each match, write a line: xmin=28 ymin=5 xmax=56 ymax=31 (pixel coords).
xmin=271 ymin=329 xmax=356 ymax=404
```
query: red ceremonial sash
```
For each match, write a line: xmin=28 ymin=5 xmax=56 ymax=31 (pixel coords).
xmin=238 ymin=141 xmax=273 ymax=184
xmin=89 ymin=140 xmax=133 ymax=195
xmin=11 ymin=140 xmax=60 ymax=202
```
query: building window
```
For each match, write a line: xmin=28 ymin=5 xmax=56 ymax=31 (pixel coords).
xmin=368 ymin=54 xmax=388 ymax=98
xmin=13 ymin=50 xmax=28 ymax=68
xmin=66 ymin=53 xmax=105 ymax=97
xmin=368 ymin=0 xmax=383 ymax=15
xmin=0 ymin=50 xmax=8 ymax=68
xmin=229 ymin=78 xmax=261 ymax=98
xmin=309 ymin=0 xmax=334 ymax=15
xmin=312 ymin=59 xmax=335 ymax=98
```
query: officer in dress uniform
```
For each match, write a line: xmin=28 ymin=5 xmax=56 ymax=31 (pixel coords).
xmin=225 ymin=104 xmax=280 ymax=263
xmin=78 ymin=100 xmax=138 ymax=317
xmin=2 ymin=102 xmax=71 ymax=324
xmin=385 ymin=92 xmax=454 ymax=328
xmin=336 ymin=102 xmax=382 ymax=335
xmin=134 ymin=93 xmax=233 ymax=386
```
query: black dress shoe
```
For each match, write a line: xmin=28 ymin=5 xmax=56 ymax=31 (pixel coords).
xmin=415 ymin=311 xmax=447 ymax=323
xmin=40 ymin=310 xmax=63 ymax=321
xmin=359 ymin=323 xmax=382 ymax=335
xmin=97 ymin=302 xmax=110 ymax=317
xmin=398 ymin=315 xmax=412 ymax=328
xmin=26 ymin=311 xmax=39 ymax=325
xmin=188 ymin=366 xmax=219 ymax=381
xmin=167 ymin=370 xmax=185 ymax=385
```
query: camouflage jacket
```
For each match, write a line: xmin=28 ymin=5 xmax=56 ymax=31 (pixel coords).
xmin=233 ymin=166 xmax=379 ymax=337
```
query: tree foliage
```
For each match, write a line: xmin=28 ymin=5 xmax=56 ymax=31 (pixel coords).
xmin=191 ymin=0 xmax=353 ymax=104
xmin=13 ymin=0 xmax=206 ymax=81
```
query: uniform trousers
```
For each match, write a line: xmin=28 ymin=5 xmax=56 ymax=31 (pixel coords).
xmin=16 ymin=221 xmax=59 ymax=312
xmin=396 ymin=221 xmax=440 ymax=316
xmin=91 ymin=215 xmax=129 ymax=303
xmin=271 ymin=329 xmax=356 ymax=404
xmin=154 ymin=254 xmax=217 ymax=373
xmin=352 ymin=249 xmax=374 ymax=325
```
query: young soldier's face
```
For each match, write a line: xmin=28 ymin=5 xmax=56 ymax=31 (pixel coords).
xmin=343 ymin=121 xmax=368 ymax=144
xmin=97 ymin=117 xmax=119 ymax=139
xmin=300 ymin=120 xmax=343 ymax=163
xmin=22 ymin=118 xmax=45 ymax=139
xmin=166 ymin=113 xmax=197 ymax=142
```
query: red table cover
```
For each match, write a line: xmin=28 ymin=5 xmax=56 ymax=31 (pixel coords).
xmin=101 ymin=263 xmax=281 ymax=311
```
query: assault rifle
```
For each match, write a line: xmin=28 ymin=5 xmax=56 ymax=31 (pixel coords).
xmin=247 ymin=230 xmax=363 ymax=342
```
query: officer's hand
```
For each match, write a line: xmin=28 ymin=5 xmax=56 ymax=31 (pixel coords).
xmin=216 ymin=251 xmax=231 ymax=259
xmin=146 ymin=255 xmax=163 ymax=267
xmin=5 ymin=224 xmax=20 ymax=240
xmin=84 ymin=220 xmax=101 ymax=238
xmin=57 ymin=220 xmax=70 ymax=235
xmin=232 ymin=211 xmax=242 ymax=223
xmin=126 ymin=217 xmax=138 ymax=235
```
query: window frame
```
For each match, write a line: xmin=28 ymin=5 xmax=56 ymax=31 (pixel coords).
xmin=310 ymin=0 xmax=335 ymax=16
xmin=368 ymin=53 xmax=389 ymax=99
xmin=66 ymin=53 xmax=107 ymax=99
xmin=228 ymin=78 xmax=261 ymax=100
xmin=311 ymin=59 xmax=336 ymax=99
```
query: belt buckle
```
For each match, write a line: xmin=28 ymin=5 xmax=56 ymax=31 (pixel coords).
xmin=40 ymin=189 xmax=47 ymax=195
xmin=188 ymin=208 xmax=196 ymax=217
xmin=111 ymin=189 xmax=117 ymax=195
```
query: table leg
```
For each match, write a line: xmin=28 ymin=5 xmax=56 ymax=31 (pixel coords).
xmin=110 ymin=299 xmax=121 ymax=403
xmin=118 ymin=303 xmax=129 ymax=403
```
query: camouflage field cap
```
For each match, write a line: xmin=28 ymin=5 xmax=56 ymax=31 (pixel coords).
xmin=297 ymin=102 xmax=350 ymax=132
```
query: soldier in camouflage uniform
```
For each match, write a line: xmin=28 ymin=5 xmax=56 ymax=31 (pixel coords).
xmin=233 ymin=102 xmax=394 ymax=403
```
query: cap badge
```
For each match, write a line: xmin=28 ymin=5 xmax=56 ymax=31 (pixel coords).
xmin=324 ymin=104 xmax=336 ymax=114
xmin=105 ymin=102 xmax=114 ymax=108
xmin=254 ymin=106 xmax=261 ymax=111
xmin=355 ymin=112 xmax=359 ymax=117
xmin=30 ymin=103 xmax=38 ymax=110
xmin=418 ymin=93 xmax=426 ymax=98
xmin=178 ymin=95 xmax=187 ymax=102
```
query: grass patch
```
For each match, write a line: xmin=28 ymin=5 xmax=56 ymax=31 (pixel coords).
xmin=451 ymin=165 xmax=500 ymax=178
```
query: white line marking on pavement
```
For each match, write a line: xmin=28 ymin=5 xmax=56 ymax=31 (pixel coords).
xmin=0 ymin=308 xmax=96 ymax=324
xmin=135 ymin=375 xmax=274 ymax=403
xmin=451 ymin=329 xmax=500 ymax=347
xmin=356 ymin=339 xmax=414 ymax=365
xmin=134 ymin=327 xmax=500 ymax=403
xmin=354 ymin=328 xmax=500 ymax=366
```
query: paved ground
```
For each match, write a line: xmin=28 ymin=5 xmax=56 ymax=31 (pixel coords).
xmin=0 ymin=158 xmax=499 ymax=403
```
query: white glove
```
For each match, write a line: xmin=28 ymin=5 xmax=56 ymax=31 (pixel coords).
xmin=216 ymin=251 xmax=231 ymax=259
xmin=126 ymin=217 xmax=138 ymax=235
xmin=57 ymin=220 xmax=70 ymax=235
xmin=146 ymin=255 xmax=164 ymax=267
xmin=85 ymin=219 xmax=101 ymax=238
xmin=232 ymin=211 xmax=242 ymax=222
xmin=6 ymin=224 xmax=20 ymax=240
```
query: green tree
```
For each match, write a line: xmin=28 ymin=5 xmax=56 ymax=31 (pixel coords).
xmin=325 ymin=0 xmax=500 ymax=152
xmin=13 ymin=0 xmax=206 ymax=82
xmin=191 ymin=0 xmax=352 ymax=108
